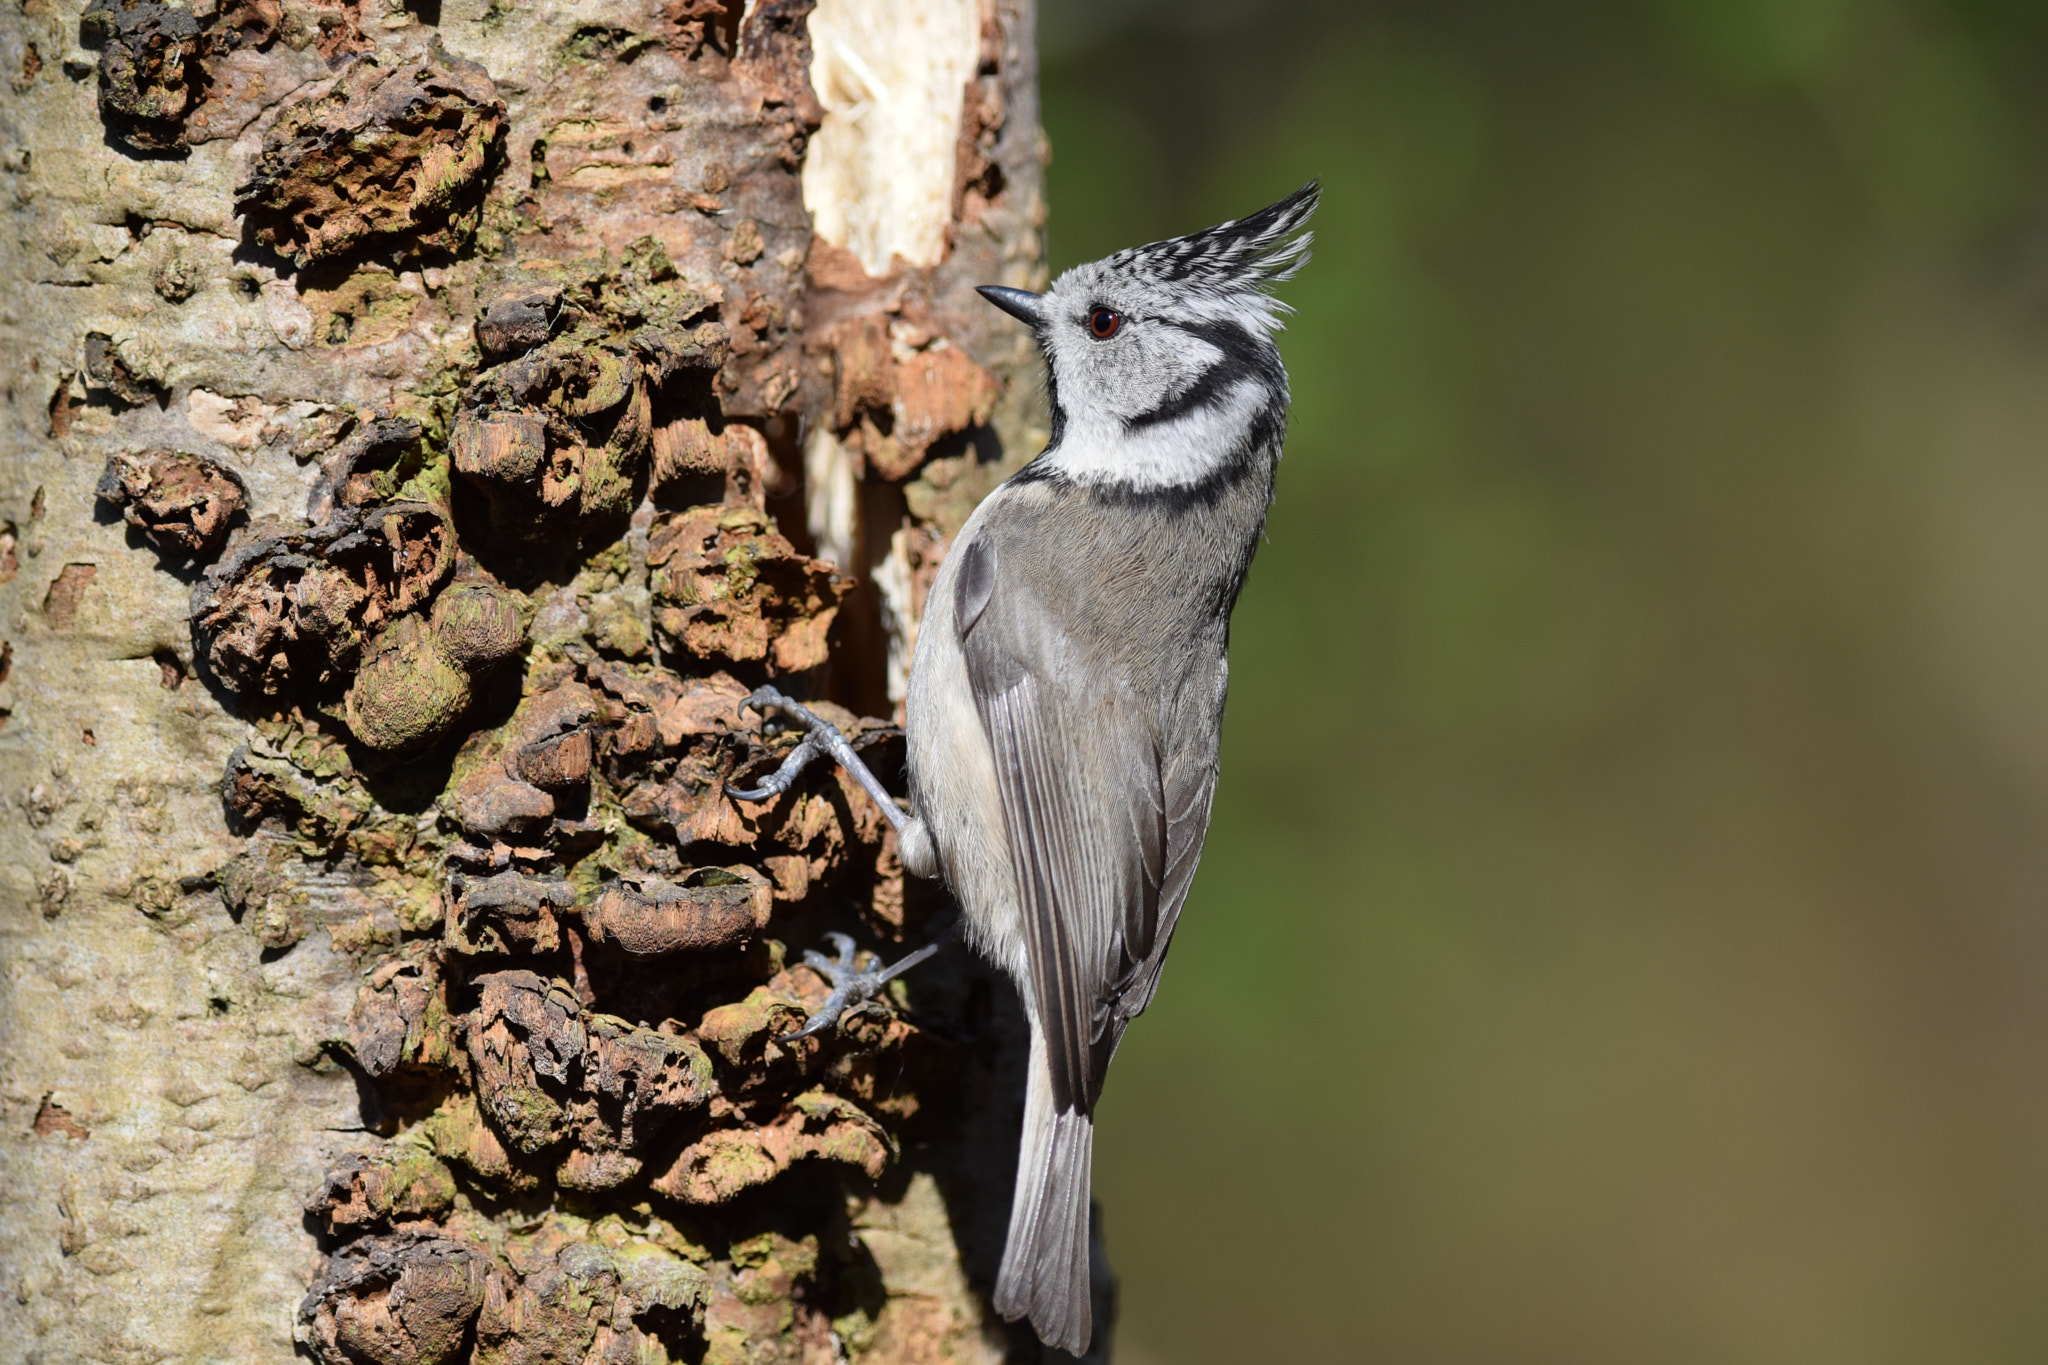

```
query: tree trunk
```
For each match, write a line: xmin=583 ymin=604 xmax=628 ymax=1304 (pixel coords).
xmin=0 ymin=1 xmax=1091 ymax=1360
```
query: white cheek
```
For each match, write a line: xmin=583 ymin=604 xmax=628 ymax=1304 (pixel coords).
xmin=1045 ymin=378 xmax=1262 ymax=490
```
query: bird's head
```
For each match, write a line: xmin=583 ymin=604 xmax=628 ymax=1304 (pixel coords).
xmin=979 ymin=180 xmax=1318 ymax=496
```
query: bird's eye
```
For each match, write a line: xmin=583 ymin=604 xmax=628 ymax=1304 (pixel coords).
xmin=1087 ymin=307 xmax=1123 ymax=340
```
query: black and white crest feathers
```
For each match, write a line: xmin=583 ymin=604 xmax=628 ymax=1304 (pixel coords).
xmin=1105 ymin=179 xmax=1319 ymax=331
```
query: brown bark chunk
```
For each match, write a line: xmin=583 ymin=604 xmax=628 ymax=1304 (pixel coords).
xmin=345 ymin=614 xmax=472 ymax=752
xmin=452 ymin=766 xmax=556 ymax=842
xmin=237 ymin=43 xmax=505 ymax=267
xmin=97 ymin=449 xmax=246 ymax=563
xmin=32 ymin=1095 xmax=90 ymax=1140
xmin=476 ymin=283 xmax=563 ymax=361
xmin=191 ymin=502 xmax=455 ymax=697
xmin=83 ymin=332 xmax=167 ymax=407
xmin=651 ymin=418 xmax=773 ymax=510
xmin=447 ymin=872 xmax=575 ymax=956
xmin=647 ymin=505 xmax=846 ymax=672
xmin=307 ymin=1145 xmax=459 ymax=1235
xmin=579 ymin=867 xmax=773 ymax=956
xmin=350 ymin=942 xmax=458 ymax=1080
xmin=297 ymin=1232 xmax=492 ymax=1365
xmin=453 ymin=337 xmax=651 ymax=545
xmin=830 ymin=317 xmax=1001 ymax=480
xmin=316 ymin=417 xmax=438 ymax=517
xmin=465 ymin=970 xmax=713 ymax=1158
xmin=41 ymin=564 xmax=98 ymax=630
xmin=80 ymin=0 xmax=205 ymax=152
xmin=651 ymin=1089 xmax=891 ymax=1205
xmin=430 ymin=580 xmax=529 ymax=669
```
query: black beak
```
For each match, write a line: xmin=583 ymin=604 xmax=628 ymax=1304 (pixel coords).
xmin=977 ymin=285 xmax=1045 ymax=327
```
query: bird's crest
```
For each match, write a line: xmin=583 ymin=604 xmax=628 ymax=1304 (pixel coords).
xmin=1105 ymin=179 xmax=1319 ymax=327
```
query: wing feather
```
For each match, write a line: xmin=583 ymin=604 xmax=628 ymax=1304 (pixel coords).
xmin=960 ymin=552 xmax=1218 ymax=1115
xmin=1113 ymin=736 xmax=1216 ymax=1023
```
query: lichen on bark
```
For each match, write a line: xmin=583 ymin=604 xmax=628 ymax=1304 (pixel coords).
xmin=1 ymin=0 xmax=1084 ymax=1361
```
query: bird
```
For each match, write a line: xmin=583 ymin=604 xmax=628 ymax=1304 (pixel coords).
xmin=730 ymin=180 xmax=1318 ymax=1354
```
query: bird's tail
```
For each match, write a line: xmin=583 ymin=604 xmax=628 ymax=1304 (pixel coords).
xmin=994 ymin=1033 xmax=1095 ymax=1356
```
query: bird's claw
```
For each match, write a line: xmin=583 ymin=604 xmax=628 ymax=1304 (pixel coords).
xmin=800 ymin=930 xmax=857 ymax=970
xmin=726 ymin=688 xmax=829 ymax=803
xmin=781 ymin=933 xmax=942 ymax=1041
xmin=725 ymin=732 xmax=822 ymax=802
xmin=726 ymin=688 xmax=917 ymax=841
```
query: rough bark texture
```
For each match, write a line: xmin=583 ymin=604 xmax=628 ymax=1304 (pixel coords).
xmin=0 ymin=1 xmax=1089 ymax=1361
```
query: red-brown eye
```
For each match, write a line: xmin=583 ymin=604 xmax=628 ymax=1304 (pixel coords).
xmin=1087 ymin=307 xmax=1123 ymax=339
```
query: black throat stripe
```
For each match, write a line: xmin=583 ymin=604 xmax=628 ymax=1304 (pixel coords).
xmin=1009 ymin=388 xmax=1286 ymax=516
xmin=1123 ymin=317 xmax=1281 ymax=434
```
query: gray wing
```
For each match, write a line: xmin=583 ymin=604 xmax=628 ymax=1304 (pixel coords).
xmin=954 ymin=535 xmax=1219 ymax=1115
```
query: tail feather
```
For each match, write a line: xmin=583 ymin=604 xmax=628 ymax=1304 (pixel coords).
xmin=995 ymin=1041 xmax=1096 ymax=1356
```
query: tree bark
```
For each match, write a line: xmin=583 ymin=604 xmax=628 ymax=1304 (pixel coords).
xmin=0 ymin=1 xmax=1090 ymax=1361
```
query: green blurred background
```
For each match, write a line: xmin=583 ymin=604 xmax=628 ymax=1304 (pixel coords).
xmin=1034 ymin=0 xmax=2048 ymax=1360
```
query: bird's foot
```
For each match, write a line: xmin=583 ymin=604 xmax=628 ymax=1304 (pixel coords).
xmin=728 ymin=690 xmax=913 ymax=848
xmin=783 ymin=932 xmax=942 ymax=1041
xmin=725 ymin=687 xmax=832 ymax=802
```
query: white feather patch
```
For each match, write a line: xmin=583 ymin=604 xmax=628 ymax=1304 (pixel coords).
xmin=1041 ymin=376 xmax=1267 ymax=491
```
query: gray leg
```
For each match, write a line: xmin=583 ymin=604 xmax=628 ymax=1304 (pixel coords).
xmin=730 ymin=688 xmax=943 ymax=1038
xmin=783 ymin=931 xmax=945 ymax=1040
xmin=727 ymin=686 xmax=912 ymax=839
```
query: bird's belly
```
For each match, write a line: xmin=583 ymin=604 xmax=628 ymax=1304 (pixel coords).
xmin=906 ymin=536 xmax=1029 ymax=988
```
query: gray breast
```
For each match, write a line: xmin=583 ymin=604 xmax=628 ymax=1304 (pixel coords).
xmin=977 ymin=468 xmax=1273 ymax=723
